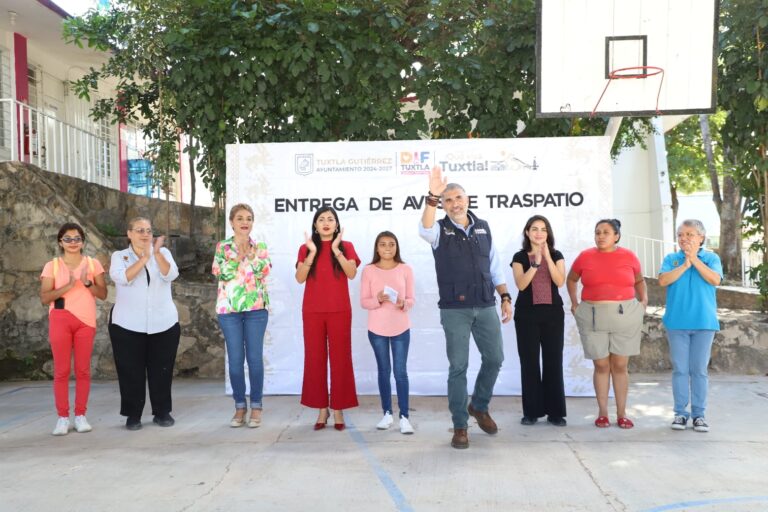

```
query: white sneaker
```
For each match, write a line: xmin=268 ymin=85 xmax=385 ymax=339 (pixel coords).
xmin=376 ymin=412 xmax=394 ymax=430
xmin=399 ymin=416 xmax=414 ymax=435
xmin=74 ymin=415 xmax=92 ymax=433
xmin=52 ymin=417 xmax=70 ymax=436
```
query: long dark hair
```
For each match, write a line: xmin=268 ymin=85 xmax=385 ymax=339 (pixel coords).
xmin=307 ymin=206 xmax=345 ymax=277
xmin=57 ymin=222 xmax=86 ymax=254
xmin=521 ymin=215 xmax=556 ymax=253
xmin=370 ymin=231 xmax=404 ymax=265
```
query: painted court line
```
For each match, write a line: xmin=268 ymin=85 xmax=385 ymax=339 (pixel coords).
xmin=346 ymin=418 xmax=415 ymax=512
xmin=639 ymin=496 xmax=768 ymax=512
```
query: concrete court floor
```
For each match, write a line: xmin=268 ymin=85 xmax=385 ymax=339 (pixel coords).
xmin=1 ymin=374 xmax=767 ymax=512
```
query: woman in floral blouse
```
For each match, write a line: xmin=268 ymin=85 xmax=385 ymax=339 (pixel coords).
xmin=212 ymin=203 xmax=271 ymax=428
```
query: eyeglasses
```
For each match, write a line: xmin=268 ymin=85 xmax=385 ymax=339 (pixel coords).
xmin=131 ymin=228 xmax=153 ymax=235
xmin=61 ymin=237 xmax=83 ymax=244
xmin=677 ymin=233 xmax=701 ymax=239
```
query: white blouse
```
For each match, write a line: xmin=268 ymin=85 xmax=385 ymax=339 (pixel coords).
xmin=110 ymin=246 xmax=179 ymax=334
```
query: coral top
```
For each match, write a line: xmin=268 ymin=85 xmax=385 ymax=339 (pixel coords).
xmin=40 ymin=256 xmax=105 ymax=328
xmin=570 ymin=247 xmax=641 ymax=301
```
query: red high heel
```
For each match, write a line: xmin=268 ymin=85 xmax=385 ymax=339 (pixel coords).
xmin=333 ymin=410 xmax=345 ymax=431
xmin=314 ymin=408 xmax=329 ymax=431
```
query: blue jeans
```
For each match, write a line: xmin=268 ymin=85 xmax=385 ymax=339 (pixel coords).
xmin=667 ymin=329 xmax=715 ymax=418
xmin=368 ymin=330 xmax=410 ymax=418
xmin=440 ymin=307 xmax=505 ymax=429
xmin=218 ymin=309 xmax=268 ymax=409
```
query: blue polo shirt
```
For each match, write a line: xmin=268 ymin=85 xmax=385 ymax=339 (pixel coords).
xmin=659 ymin=249 xmax=722 ymax=330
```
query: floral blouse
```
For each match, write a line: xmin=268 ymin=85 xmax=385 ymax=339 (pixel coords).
xmin=211 ymin=237 xmax=271 ymax=314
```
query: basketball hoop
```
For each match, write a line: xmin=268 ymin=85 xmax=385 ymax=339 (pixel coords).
xmin=590 ymin=66 xmax=665 ymax=118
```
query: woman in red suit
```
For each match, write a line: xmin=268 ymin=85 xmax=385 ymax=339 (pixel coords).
xmin=295 ymin=207 xmax=360 ymax=430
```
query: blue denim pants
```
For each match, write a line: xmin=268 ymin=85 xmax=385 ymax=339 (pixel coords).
xmin=440 ymin=307 xmax=505 ymax=429
xmin=218 ymin=309 xmax=268 ymax=409
xmin=667 ymin=329 xmax=715 ymax=418
xmin=368 ymin=330 xmax=410 ymax=418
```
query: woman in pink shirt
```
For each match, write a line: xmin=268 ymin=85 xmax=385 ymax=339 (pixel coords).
xmin=360 ymin=231 xmax=415 ymax=434
xmin=566 ymin=219 xmax=647 ymax=429
xmin=40 ymin=223 xmax=107 ymax=436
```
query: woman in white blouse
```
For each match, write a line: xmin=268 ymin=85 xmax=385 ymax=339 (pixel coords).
xmin=109 ymin=217 xmax=180 ymax=431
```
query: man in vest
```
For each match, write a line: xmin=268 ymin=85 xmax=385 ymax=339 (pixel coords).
xmin=419 ymin=166 xmax=513 ymax=449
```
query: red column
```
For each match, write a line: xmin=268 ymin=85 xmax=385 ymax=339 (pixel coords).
xmin=118 ymin=123 xmax=128 ymax=192
xmin=13 ymin=33 xmax=29 ymax=161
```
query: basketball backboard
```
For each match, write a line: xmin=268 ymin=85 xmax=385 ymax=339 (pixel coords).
xmin=536 ymin=0 xmax=719 ymax=118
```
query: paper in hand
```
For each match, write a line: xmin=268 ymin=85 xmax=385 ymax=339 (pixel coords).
xmin=383 ymin=286 xmax=398 ymax=303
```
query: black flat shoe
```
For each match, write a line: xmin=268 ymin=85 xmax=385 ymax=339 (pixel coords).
xmin=520 ymin=416 xmax=538 ymax=426
xmin=126 ymin=416 xmax=142 ymax=431
xmin=547 ymin=416 xmax=567 ymax=427
xmin=153 ymin=413 xmax=175 ymax=427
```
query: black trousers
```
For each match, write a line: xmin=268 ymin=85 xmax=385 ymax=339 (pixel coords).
xmin=109 ymin=321 xmax=180 ymax=418
xmin=513 ymin=305 xmax=566 ymax=418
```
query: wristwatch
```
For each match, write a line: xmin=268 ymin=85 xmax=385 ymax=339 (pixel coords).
xmin=83 ymin=280 xmax=93 ymax=288
xmin=530 ymin=262 xmax=541 ymax=268
xmin=500 ymin=292 xmax=512 ymax=303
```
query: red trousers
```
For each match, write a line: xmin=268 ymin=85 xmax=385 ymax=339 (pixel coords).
xmin=301 ymin=311 xmax=358 ymax=410
xmin=49 ymin=309 xmax=96 ymax=417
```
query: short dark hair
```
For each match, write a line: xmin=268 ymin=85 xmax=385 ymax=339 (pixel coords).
xmin=57 ymin=222 xmax=85 ymax=253
xmin=595 ymin=218 xmax=622 ymax=241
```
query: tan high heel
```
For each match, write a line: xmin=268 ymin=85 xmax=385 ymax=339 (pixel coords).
xmin=230 ymin=408 xmax=246 ymax=428
xmin=248 ymin=409 xmax=262 ymax=428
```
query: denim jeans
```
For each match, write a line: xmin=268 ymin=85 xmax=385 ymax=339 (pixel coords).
xmin=667 ymin=329 xmax=715 ymax=418
xmin=440 ymin=307 xmax=505 ymax=429
xmin=218 ymin=309 xmax=268 ymax=409
xmin=368 ymin=330 xmax=410 ymax=418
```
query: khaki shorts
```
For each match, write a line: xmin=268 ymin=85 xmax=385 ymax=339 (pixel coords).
xmin=574 ymin=299 xmax=645 ymax=360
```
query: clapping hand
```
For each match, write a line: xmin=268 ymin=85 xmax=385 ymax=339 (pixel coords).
xmin=153 ymin=235 xmax=166 ymax=254
xmin=303 ymin=232 xmax=317 ymax=255
xmin=331 ymin=228 xmax=345 ymax=253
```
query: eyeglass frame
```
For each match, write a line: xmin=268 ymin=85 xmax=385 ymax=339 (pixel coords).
xmin=130 ymin=228 xmax=154 ymax=235
xmin=60 ymin=237 xmax=83 ymax=244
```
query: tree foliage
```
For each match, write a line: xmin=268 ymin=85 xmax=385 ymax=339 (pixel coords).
xmin=63 ymin=0 xmax=651 ymax=210
xmin=718 ymin=0 xmax=768 ymax=298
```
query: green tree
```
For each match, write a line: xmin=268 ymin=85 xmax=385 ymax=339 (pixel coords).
xmin=64 ymin=0 xmax=652 ymax=217
xmin=718 ymin=0 xmax=768 ymax=300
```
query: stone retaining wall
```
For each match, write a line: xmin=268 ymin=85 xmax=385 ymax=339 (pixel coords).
xmin=1 ymin=161 xmax=766 ymax=381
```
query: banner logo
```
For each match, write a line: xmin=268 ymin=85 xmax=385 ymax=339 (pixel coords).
xmin=398 ymin=150 xmax=432 ymax=175
xmin=295 ymin=154 xmax=314 ymax=176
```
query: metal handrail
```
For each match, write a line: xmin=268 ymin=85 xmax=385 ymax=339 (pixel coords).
xmin=0 ymin=97 xmax=119 ymax=189
xmin=625 ymin=234 xmax=760 ymax=288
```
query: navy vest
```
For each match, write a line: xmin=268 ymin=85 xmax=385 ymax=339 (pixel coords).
xmin=433 ymin=211 xmax=496 ymax=309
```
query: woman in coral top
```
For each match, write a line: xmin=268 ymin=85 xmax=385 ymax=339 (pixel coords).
xmin=40 ymin=223 xmax=107 ymax=436
xmin=360 ymin=231 xmax=415 ymax=434
xmin=212 ymin=203 xmax=271 ymax=428
xmin=566 ymin=219 xmax=647 ymax=429
xmin=295 ymin=207 xmax=360 ymax=431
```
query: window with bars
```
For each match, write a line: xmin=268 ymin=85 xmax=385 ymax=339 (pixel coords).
xmin=0 ymin=47 xmax=11 ymax=153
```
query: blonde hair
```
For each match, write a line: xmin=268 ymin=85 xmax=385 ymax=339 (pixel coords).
xmin=229 ymin=203 xmax=254 ymax=221
xmin=127 ymin=216 xmax=151 ymax=230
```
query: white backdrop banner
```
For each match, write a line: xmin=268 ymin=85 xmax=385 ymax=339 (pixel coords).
xmin=224 ymin=137 xmax=612 ymax=397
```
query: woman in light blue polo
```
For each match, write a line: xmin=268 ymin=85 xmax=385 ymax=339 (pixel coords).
xmin=658 ymin=219 xmax=722 ymax=433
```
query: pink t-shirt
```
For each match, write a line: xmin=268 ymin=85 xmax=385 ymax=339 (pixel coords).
xmin=570 ymin=247 xmax=641 ymax=301
xmin=359 ymin=263 xmax=415 ymax=336
xmin=40 ymin=257 xmax=105 ymax=327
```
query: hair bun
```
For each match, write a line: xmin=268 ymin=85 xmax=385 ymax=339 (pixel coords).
xmin=613 ymin=219 xmax=622 ymax=228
